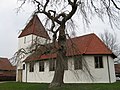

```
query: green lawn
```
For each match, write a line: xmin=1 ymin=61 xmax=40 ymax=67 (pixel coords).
xmin=0 ymin=81 xmax=120 ymax=90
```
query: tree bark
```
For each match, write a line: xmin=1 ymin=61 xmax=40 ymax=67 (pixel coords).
xmin=49 ymin=23 xmax=66 ymax=88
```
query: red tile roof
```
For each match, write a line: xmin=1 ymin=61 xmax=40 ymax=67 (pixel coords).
xmin=0 ymin=58 xmax=16 ymax=71
xmin=18 ymin=15 xmax=50 ymax=40
xmin=25 ymin=33 xmax=116 ymax=62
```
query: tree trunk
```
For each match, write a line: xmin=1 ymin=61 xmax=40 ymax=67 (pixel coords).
xmin=49 ymin=24 xmax=66 ymax=88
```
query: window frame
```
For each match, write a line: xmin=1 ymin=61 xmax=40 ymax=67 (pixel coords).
xmin=49 ymin=60 xmax=56 ymax=71
xmin=24 ymin=37 xmax=26 ymax=44
xmin=29 ymin=62 xmax=34 ymax=72
xmin=23 ymin=64 xmax=25 ymax=70
xmin=74 ymin=56 xmax=82 ymax=70
xmin=94 ymin=56 xmax=103 ymax=69
xmin=39 ymin=61 xmax=44 ymax=72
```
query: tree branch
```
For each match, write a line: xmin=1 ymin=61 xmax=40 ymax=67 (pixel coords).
xmin=44 ymin=0 xmax=49 ymax=11
xmin=33 ymin=0 xmax=61 ymax=24
xmin=111 ymin=0 xmax=120 ymax=10
xmin=64 ymin=0 xmax=78 ymax=22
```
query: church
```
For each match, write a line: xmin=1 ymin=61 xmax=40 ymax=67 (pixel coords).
xmin=16 ymin=15 xmax=116 ymax=83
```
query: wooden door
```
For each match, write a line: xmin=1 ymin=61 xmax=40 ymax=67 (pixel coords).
xmin=18 ymin=69 xmax=22 ymax=82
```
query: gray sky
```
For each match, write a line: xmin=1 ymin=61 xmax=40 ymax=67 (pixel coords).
xmin=0 ymin=0 xmax=120 ymax=59
xmin=0 ymin=0 xmax=34 ymax=58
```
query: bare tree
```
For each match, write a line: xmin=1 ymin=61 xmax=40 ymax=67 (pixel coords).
xmin=100 ymin=30 xmax=120 ymax=62
xmin=14 ymin=0 xmax=120 ymax=88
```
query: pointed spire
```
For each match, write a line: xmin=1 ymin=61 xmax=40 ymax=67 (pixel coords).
xmin=18 ymin=15 xmax=50 ymax=40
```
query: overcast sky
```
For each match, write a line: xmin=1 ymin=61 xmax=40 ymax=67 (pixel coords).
xmin=0 ymin=0 xmax=34 ymax=58
xmin=0 ymin=0 xmax=120 ymax=59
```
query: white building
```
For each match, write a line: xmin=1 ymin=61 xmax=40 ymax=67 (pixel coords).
xmin=16 ymin=15 xmax=116 ymax=83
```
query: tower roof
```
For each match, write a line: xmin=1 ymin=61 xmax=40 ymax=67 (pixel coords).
xmin=18 ymin=15 xmax=50 ymax=40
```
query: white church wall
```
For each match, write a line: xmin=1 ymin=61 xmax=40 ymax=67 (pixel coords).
xmin=22 ymin=55 xmax=116 ymax=83
xmin=17 ymin=34 xmax=50 ymax=82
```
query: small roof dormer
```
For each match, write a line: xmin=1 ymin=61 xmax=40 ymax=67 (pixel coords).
xmin=18 ymin=15 xmax=50 ymax=40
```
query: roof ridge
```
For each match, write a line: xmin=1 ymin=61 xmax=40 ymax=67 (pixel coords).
xmin=70 ymin=33 xmax=95 ymax=40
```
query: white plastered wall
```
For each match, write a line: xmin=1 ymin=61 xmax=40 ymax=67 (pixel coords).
xmin=22 ymin=55 xmax=116 ymax=83
xmin=16 ymin=34 xmax=50 ymax=82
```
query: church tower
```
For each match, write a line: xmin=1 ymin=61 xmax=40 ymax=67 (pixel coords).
xmin=18 ymin=15 xmax=50 ymax=50
xmin=16 ymin=15 xmax=50 ymax=82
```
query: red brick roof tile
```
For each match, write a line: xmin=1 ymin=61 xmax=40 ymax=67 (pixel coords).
xmin=18 ymin=15 xmax=50 ymax=40
xmin=25 ymin=33 xmax=116 ymax=62
xmin=0 ymin=58 xmax=16 ymax=71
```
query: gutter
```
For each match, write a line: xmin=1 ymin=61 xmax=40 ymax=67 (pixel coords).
xmin=107 ymin=56 xmax=111 ymax=83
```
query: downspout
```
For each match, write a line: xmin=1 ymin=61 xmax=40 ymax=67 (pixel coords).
xmin=26 ymin=63 xmax=27 ymax=82
xmin=107 ymin=56 xmax=111 ymax=83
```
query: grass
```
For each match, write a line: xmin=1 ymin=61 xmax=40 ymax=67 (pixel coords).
xmin=0 ymin=81 xmax=120 ymax=90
